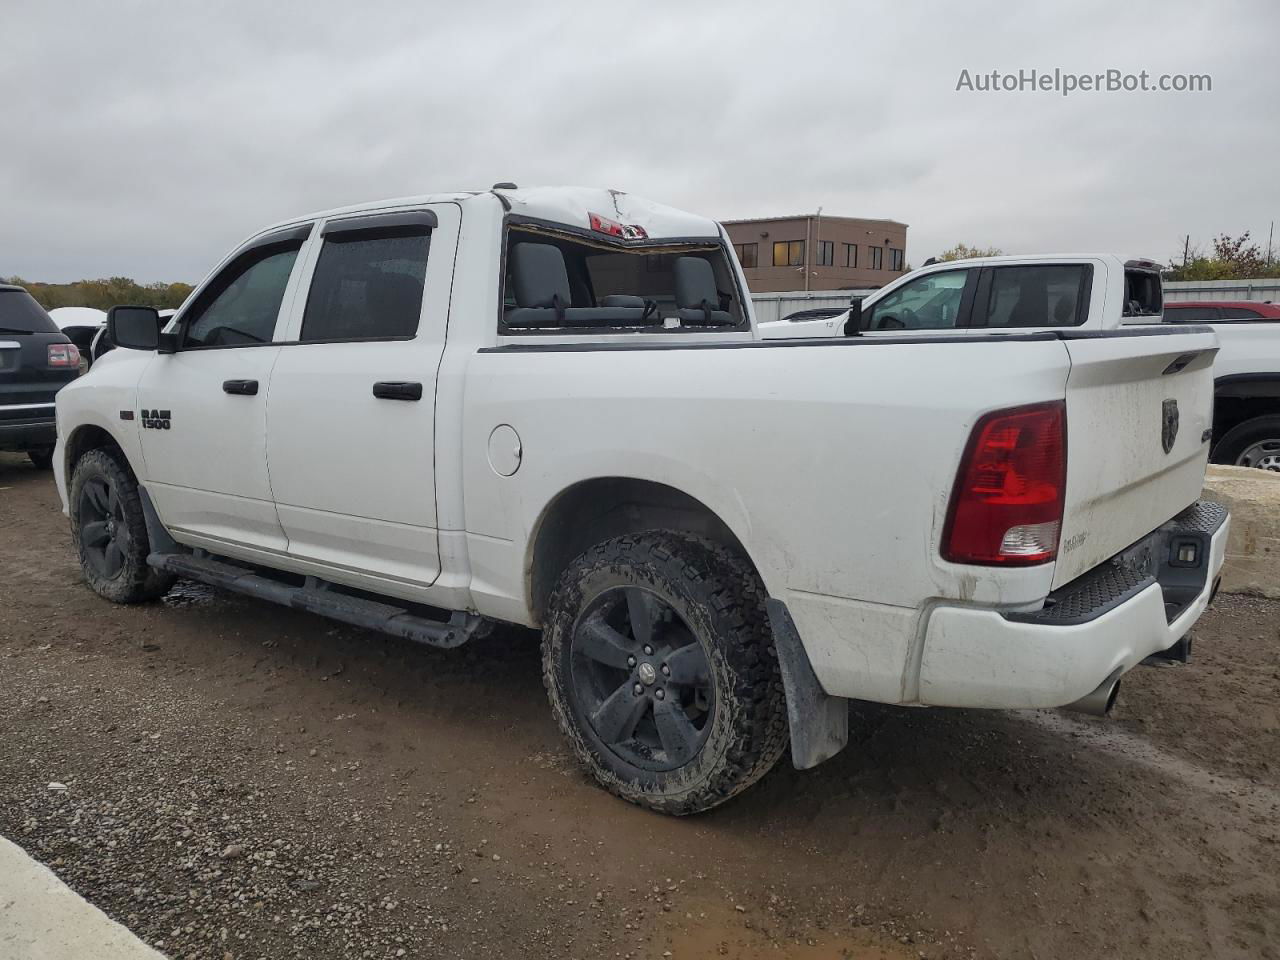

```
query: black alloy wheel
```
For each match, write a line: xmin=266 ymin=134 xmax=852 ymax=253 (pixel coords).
xmin=569 ymin=585 xmax=713 ymax=771
xmin=78 ymin=474 xmax=130 ymax=580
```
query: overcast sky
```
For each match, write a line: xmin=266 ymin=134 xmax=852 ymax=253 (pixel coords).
xmin=4 ymin=0 xmax=1278 ymax=283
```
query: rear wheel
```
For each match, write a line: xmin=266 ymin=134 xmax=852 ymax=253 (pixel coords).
xmin=542 ymin=531 xmax=787 ymax=815
xmin=1213 ymin=415 xmax=1280 ymax=472
xmin=69 ymin=449 xmax=176 ymax=603
xmin=27 ymin=446 xmax=54 ymax=470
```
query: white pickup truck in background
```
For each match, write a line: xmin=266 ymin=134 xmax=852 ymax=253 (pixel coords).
xmin=53 ymin=188 xmax=1227 ymax=814
xmin=759 ymin=253 xmax=1167 ymax=339
xmin=761 ymin=254 xmax=1280 ymax=472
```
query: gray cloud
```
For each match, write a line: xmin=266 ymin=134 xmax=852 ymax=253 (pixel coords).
xmin=3 ymin=0 xmax=1277 ymax=283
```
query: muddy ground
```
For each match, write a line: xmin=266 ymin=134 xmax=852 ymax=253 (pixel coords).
xmin=1 ymin=451 xmax=1277 ymax=960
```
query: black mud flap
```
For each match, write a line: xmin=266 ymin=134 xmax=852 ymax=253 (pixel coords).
xmin=766 ymin=598 xmax=849 ymax=770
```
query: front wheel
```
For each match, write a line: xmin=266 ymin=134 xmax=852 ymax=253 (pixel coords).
xmin=1212 ymin=414 xmax=1280 ymax=472
xmin=69 ymin=449 xmax=176 ymax=603
xmin=542 ymin=532 xmax=787 ymax=815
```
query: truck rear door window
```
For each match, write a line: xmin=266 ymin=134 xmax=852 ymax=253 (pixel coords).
xmin=978 ymin=265 xmax=1090 ymax=328
xmin=301 ymin=229 xmax=430 ymax=342
xmin=501 ymin=227 xmax=746 ymax=333
xmin=0 ymin=289 xmax=59 ymax=334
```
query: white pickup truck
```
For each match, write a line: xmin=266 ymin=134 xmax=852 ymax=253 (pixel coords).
xmin=758 ymin=255 xmax=1280 ymax=472
xmin=54 ymin=188 xmax=1228 ymax=814
xmin=758 ymin=253 xmax=1168 ymax=340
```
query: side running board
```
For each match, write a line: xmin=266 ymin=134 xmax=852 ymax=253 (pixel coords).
xmin=147 ymin=551 xmax=483 ymax=649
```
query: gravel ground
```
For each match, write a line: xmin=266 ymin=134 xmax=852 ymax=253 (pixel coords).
xmin=1 ymin=451 xmax=1277 ymax=959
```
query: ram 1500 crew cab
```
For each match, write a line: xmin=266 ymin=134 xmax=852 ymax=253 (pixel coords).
xmin=54 ymin=188 xmax=1227 ymax=814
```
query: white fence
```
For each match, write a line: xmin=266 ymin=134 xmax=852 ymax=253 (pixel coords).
xmin=750 ymin=278 xmax=1280 ymax=322
xmin=1162 ymin=279 xmax=1280 ymax=302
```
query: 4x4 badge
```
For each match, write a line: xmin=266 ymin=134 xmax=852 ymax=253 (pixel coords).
xmin=1161 ymin=399 xmax=1179 ymax=454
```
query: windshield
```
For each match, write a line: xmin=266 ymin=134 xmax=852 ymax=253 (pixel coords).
xmin=0 ymin=289 xmax=59 ymax=334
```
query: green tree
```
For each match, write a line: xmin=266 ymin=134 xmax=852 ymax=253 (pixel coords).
xmin=935 ymin=243 xmax=1003 ymax=262
xmin=1165 ymin=232 xmax=1280 ymax=281
xmin=3 ymin=276 xmax=194 ymax=311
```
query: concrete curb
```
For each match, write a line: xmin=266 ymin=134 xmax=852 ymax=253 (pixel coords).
xmin=0 ymin=837 xmax=167 ymax=960
xmin=1203 ymin=465 xmax=1280 ymax=599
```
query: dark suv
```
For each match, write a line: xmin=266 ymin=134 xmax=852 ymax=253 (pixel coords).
xmin=0 ymin=283 xmax=80 ymax=468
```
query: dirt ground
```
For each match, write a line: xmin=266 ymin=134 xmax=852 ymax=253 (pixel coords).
xmin=1 ymin=451 xmax=1277 ymax=960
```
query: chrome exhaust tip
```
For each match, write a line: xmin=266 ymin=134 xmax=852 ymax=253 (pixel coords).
xmin=1063 ymin=667 xmax=1123 ymax=717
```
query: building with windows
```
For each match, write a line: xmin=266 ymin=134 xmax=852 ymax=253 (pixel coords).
xmin=721 ymin=214 xmax=908 ymax=293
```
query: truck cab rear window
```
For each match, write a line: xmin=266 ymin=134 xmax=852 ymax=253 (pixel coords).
xmin=0 ymin=289 xmax=59 ymax=334
xmin=501 ymin=227 xmax=746 ymax=333
xmin=1123 ymin=268 xmax=1162 ymax=317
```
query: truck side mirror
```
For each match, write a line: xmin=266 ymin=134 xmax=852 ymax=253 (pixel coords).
xmin=106 ymin=305 xmax=162 ymax=351
xmin=843 ymin=297 xmax=864 ymax=336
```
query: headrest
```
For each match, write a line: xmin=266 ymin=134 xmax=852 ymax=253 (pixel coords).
xmin=673 ymin=256 xmax=717 ymax=309
xmin=511 ymin=243 xmax=571 ymax=308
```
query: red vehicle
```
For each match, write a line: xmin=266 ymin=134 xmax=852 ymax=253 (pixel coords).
xmin=1163 ymin=300 xmax=1280 ymax=322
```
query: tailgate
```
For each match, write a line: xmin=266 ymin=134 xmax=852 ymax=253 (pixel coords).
xmin=1053 ymin=328 xmax=1218 ymax=589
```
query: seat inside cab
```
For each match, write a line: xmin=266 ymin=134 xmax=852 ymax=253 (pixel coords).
xmin=502 ymin=228 xmax=744 ymax=332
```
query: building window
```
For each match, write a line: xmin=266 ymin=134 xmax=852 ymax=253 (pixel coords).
xmin=772 ymin=240 xmax=805 ymax=267
xmin=816 ymin=240 xmax=834 ymax=267
xmin=844 ymin=243 xmax=857 ymax=268
xmin=869 ymin=246 xmax=884 ymax=270
xmin=734 ymin=243 xmax=758 ymax=269
xmin=890 ymin=248 xmax=904 ymax=272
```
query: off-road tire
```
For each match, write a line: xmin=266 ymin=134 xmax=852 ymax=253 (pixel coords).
xmin=542 ymin=531 xmax=788 ymax=815
xmin=1212 ymin=414 xmax=1280 ymax=471
xmin=69 ymin=448 xmax=176 ymax=603
xmin=27 ymin=446 xmax=54 ymax=470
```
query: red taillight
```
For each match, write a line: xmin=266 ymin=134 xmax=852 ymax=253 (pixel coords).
xmin=48 ymin=343 xmax=80 ymax=368
xmin=943 ymin=401 xmax=1066 ymax=566
xmin=588 ymin=211 xmax=648 ymax=240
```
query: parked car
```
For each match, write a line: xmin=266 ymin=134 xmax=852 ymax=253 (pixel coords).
xmin=1157 ymin=301 xmax=1280 ymax=470
xmin=1163 ymin=300 xmax=1280 ymax=322
xmin=756 ymin=258 xmax=1280 ymax=471
xmin=1 ymin=283 xmax=81 ymax=468
xmin=758 ymin=254 xmax=1165 ymax=339
xmin=55 ymin=188 xmax=1227 ymax=813
xmin=50 ymin=306 xmax=107 ymax=371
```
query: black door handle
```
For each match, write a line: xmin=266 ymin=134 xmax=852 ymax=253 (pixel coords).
xmin=222 ymin=379 xmax=259 ymax=395
xmin=372 ymin=381 xmax=423 ymax=401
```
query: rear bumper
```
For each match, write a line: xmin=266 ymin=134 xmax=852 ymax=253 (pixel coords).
xmin=0 ymin=405 xmax=57 ymax=451
xmin=918 ymin=500 xmax=1229 ymax=709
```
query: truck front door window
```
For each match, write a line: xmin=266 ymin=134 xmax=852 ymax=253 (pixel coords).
xmin=183 ymin=248 xmax=300 ymax=348
xmin=864 ymin=269 xmax=970 ymax=330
